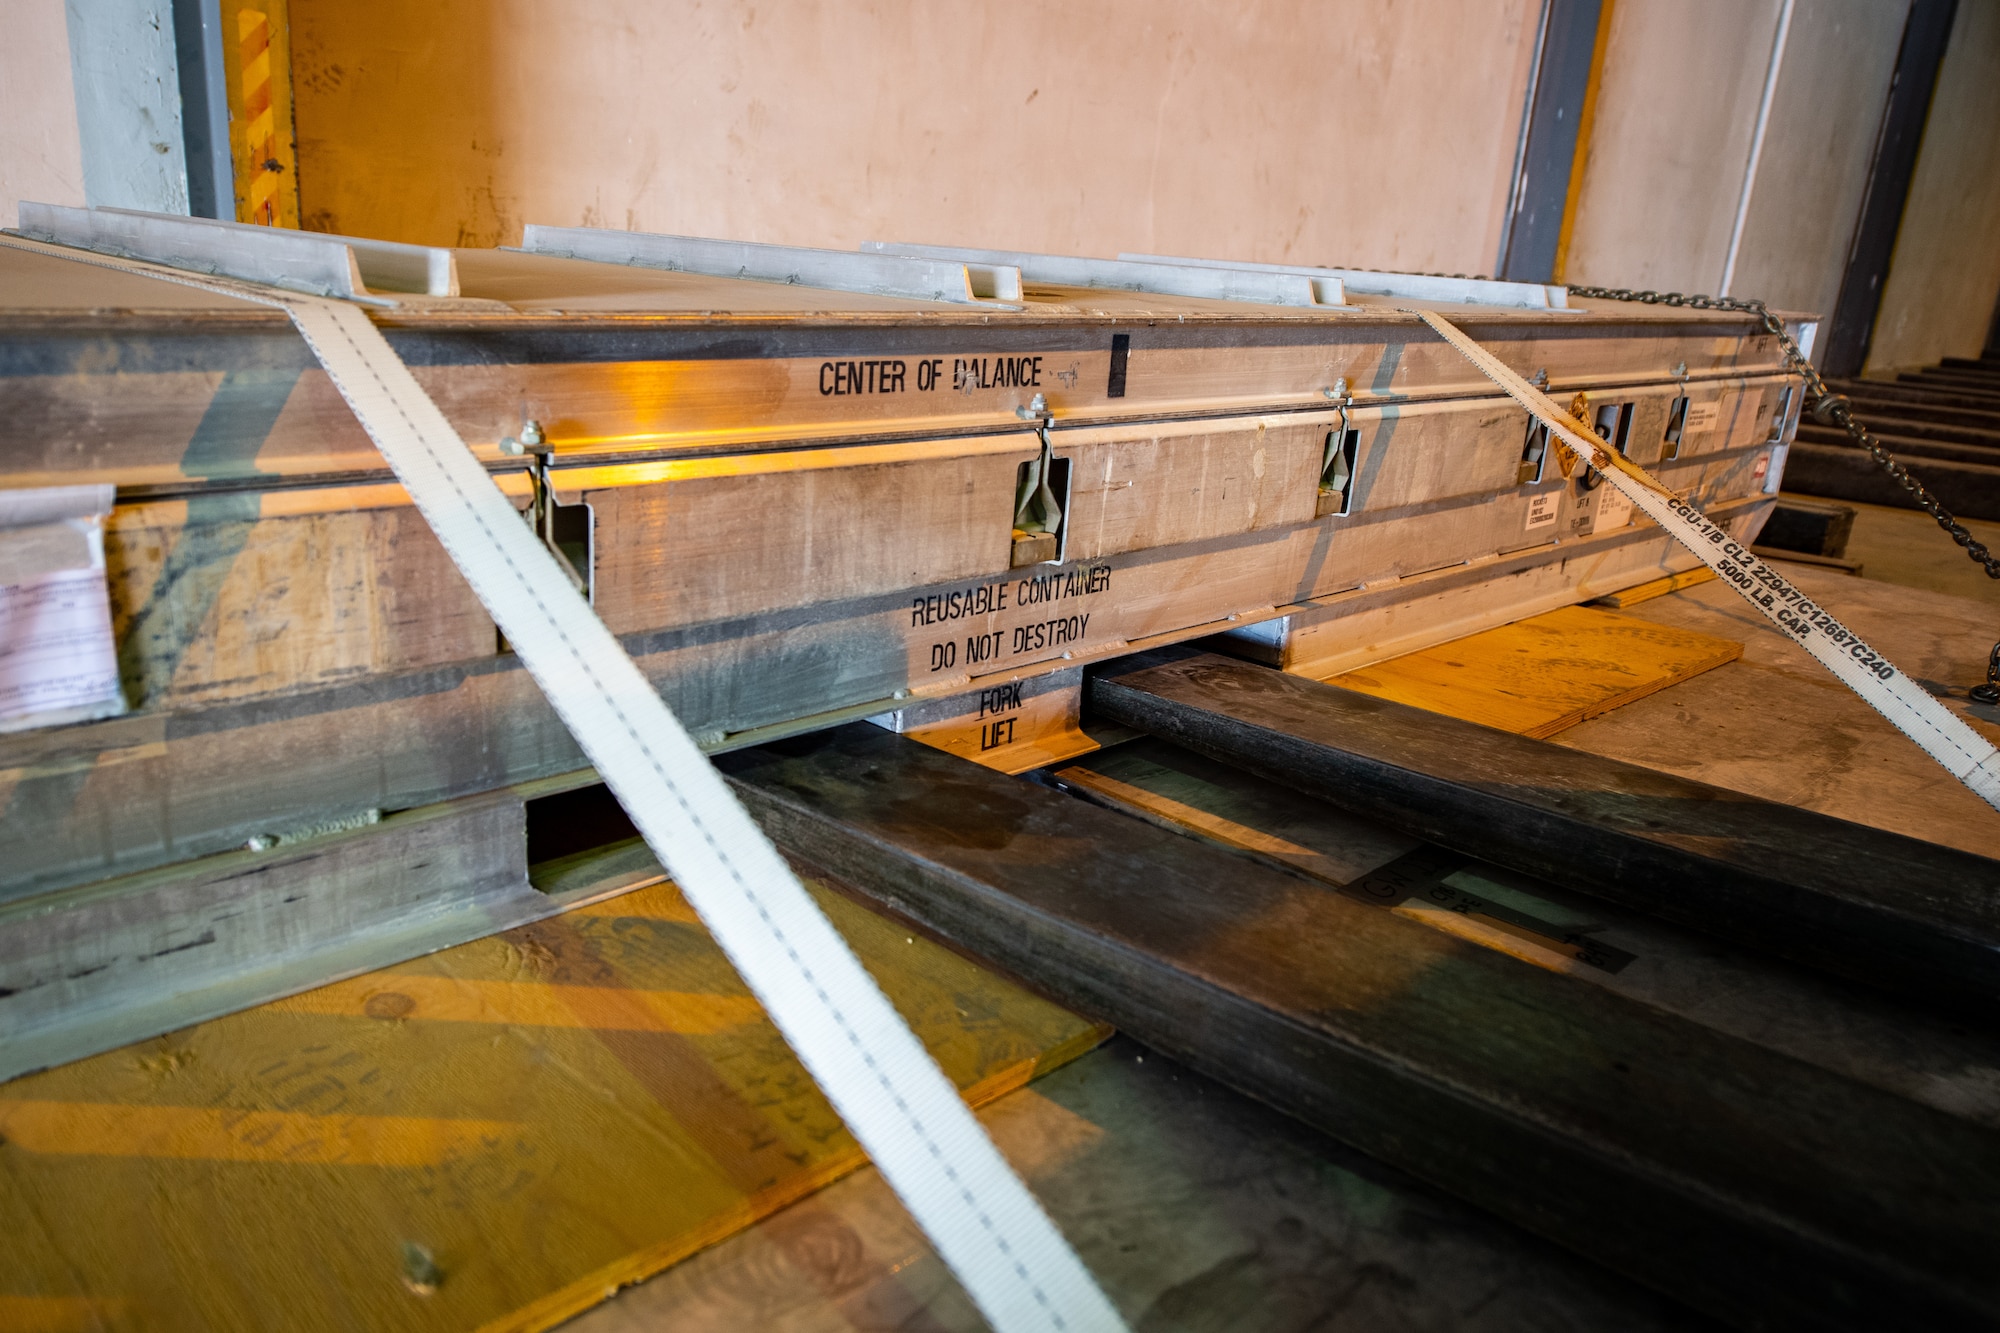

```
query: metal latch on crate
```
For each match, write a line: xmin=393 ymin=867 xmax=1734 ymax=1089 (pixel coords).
xmin=1318 ymin=378 xmax=1359 ymax=517
xmin=500 ymin=419 xmax=590 ymax=595
xmin=1011 ymin=393 xmax=1067 ymax=567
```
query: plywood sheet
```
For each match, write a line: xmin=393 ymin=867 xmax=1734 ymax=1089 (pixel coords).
xmin=0 ymin=880 xmax=1106 ymax=1333
xmin=1323 ymin=603 xmax=1742 ymax=738
xmin=1556 ymin=562 xmax=2000 ymax=858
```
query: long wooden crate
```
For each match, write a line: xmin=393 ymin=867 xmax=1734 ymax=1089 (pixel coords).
xmin=0 ymin=223 xmax=1809 ymax=1069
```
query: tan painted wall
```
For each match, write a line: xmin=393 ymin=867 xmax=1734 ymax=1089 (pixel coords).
xmin=1562 ymin=0 xmax=1784 ymax=294
xmin=1562 ymin=0 xmax=1906 ymax=326
xmin=1866 ymin=0 xmax=2000 ymax=372
xmin=289 ymin=0 xmax=1542 ymax=272
xmin=1727 ymin=0 xmax=1909 ymax=322
xmin=0 ymin=0 xmax=85 ymax=230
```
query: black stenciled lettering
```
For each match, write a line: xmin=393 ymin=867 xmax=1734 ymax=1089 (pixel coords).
xmin=821 ymin=359 xmax=909 ymax=396
xmin=913 ymin=578 xmax=1010 ymax=629
xmin=978 ymin=681 xmax=1023 ymax=717
xmin=1009 ymin=613 xmax=1091 ymax=655
xmin=1015 ymin=563 xmax=1112 ymax=608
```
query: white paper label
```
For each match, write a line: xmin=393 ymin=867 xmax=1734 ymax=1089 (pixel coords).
xmin=1525 ymin=491 xmax=1560 ymax=529
xmin=1684 ymin=400 xmax=1721 ymax=434
xmin=1596 ymin=485 xmax=1635 ymax=530
xmin=0 ymin=566 xmax=123 ymax=730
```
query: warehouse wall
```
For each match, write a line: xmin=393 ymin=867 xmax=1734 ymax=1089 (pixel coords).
xmin=1723 ymin=0 xmax=1910 ymax=324
xmin=286 ymin=0 xmax=1544 ymax=274
xmin=1560 ymin=0 xmax=1908 ymax=324
xmin=1865 ymin=0 xmax=2000 ymax=373
xmin=0 ymin=0 xmax=86 ymax=230
xmin=9 ymin=2 xmax=1997 ymax=366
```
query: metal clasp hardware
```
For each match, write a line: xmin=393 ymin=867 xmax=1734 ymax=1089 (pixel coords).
xmin=1318 ymin=378 xmax=1359 ymax=517
xmin=1010 ymin=394 xmax=1067 ymax=567
xmin=1972 ymin=642 xmax=2000 ymax=706
xmin=501 ymin=419 xmax=589 ymax=594
xmin=1516 ymin=370 xmax=1553 ymax=485
xmin=1322 ymin=377 xmax=1352 ymax=450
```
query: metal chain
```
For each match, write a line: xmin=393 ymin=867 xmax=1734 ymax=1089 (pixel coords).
xmin=1567 ymin=284 xmax=2000 ymax=579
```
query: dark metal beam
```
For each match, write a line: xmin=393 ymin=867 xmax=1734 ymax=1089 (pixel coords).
xmin=1497 ymin=0 xmax=1604 ymax=283
xmin=170 ymin=0 xmax=233 ymax=219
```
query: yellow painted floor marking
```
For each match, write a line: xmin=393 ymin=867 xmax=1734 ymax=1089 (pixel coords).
xmin=1056 ymin=768 xmax=1322 ymax=860
xmin=1326 ymin=602 xmax=1742 ymax=738
xmin=0 ymin=1100 xmax=517 ymax=1165
xmin=268 ymin=975 xmax=764 ymax=1034
xmin=1391 ymin=905 xmax=1581 ymax=975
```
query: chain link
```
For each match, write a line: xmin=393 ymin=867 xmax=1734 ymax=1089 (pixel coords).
xmin=1566 ymin=284 xmax=2000 ymax=579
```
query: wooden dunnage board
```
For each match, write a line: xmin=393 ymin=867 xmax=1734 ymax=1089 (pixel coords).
xmin=1323 ymin=603 xmax=1742 ymax=738
xmin=718 ymin=724 xmax=2000 ymax=1332
xmin=0 ymin=879 xmax=1106 ymax=1332
xmin=1049 ymin=736 xmax=2000 ymax=1124
xmin=1089 ymin=649 xmax=2000 ymax=1016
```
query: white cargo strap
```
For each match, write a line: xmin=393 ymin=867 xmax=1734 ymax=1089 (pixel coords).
xmin=4 ymin=235 xmax=1123 ymax=1333
xmin=1413 ymin=308 xmax=2000 ymax=812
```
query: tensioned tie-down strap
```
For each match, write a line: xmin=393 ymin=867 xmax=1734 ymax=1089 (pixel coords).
xmin=0 ymin=234 xmax=1124 ymax=1333
xmin=1412 ymin=307 xmax=2000 ymax=812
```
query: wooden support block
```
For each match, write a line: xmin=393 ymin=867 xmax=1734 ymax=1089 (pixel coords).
xmin=1010 ymin=530 xmax=1058 ymax=566
xmin=719 ymin=724 xmax=2000 ymax=1332
xmin=1053 ymin=737 xmax=2000 ymax=1124
xmin=1322 ymin=604 xmax=1743 ymax=739
xmin=1751 ymin=546 xmax=1865 ymax=575
xmin=1589 ymin=565 xmax=1715 ymax=608
xmin=1088 ymin=649 xmax=2000 ymax=1017
xmin=1759 ymin=498 xmax=1857 ymax=558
